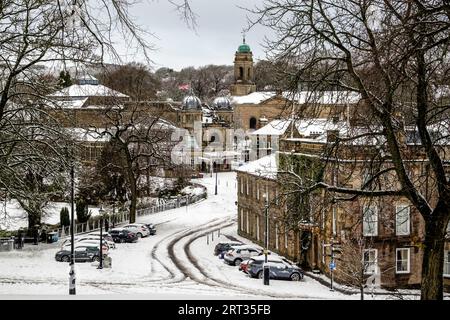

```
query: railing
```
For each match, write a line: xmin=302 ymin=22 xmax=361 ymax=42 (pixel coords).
xmin=54 ymin=189 xmax=207 ymax=239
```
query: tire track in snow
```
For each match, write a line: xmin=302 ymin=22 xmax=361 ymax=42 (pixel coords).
xmin=182 ymin=223 xmax=332 ymax=299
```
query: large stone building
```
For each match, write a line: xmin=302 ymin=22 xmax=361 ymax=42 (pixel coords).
xmin=236 ymin=118 xmax=450 ymax=291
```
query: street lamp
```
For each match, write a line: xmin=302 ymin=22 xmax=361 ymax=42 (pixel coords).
xmin=66 ymin=146 xmax=76 ymax=295
xmin=215 ymin=165 xmax=218 ymax=195
xmin=98 ymin=205 xmax=105 ymax=269
xmin=262 ymin=193 xmax=270 ymax=285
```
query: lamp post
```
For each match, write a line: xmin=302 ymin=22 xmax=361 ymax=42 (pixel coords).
xmin=68 ymin=147 xmax=76 ymax=295
xmin=262 ymin=193 xmax=270 ymax=285
xmin=98 ymin=205 xmax=105 ymax=269
xmin=215 ymin=166 xmax=218 ymax=195
xmin=112 ymin=186 xmax=117 ymax=228
xmin=210 ymin=158 xmax=213 ymax=178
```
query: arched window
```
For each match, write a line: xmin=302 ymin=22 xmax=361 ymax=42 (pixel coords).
xmin=249 ymin=117 xmax=257 ymax=130
xmin=239 ymin=67 xmax=244 ymax=79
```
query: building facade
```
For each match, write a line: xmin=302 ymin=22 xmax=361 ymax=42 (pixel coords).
xmin=236 ymin=119 xmax=450 ymax=291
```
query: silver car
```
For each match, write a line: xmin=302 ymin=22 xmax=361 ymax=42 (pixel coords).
xmin=223 ymin=245 xmax=262 ymax=266
xmin=122 ymin=224 xmax=151 ymax=238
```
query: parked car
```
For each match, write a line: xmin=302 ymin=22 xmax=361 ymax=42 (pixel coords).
xmin=240 ymin=255 xmax=290 ymax=273
xmin=247 ymin=260 xmax=304 ymax=281
xmin=62 ymin=235 xmax=115 ymax=249
xmin=133 ymin=223 xmax=156 ymax=236
xmin=109 ymin=228 xmax=139 ymax=243
xmin=122 ymin=224 xmax=150 ymax=238
xmin=88 ymin=232 xmax=115 ymax=243
xmin=223 ymin=245 xmax=262 ymax=266
xmin=62 ymin=240 xmax=109 ymax=254
xmin=61 ymin=237 xmax=111 ymax=250
xmin=55 ymin=245 xmax=107 ymax=263
xmin=214 ymin=241 xmax=243 ymax=256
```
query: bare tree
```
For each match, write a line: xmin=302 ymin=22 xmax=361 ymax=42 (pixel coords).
xmin=0 ymin=0 xmax=194 ymax=229
xmin=96 ymin=62 xmax=161 ymax=101
xmin=90 ymin=103 xmax=177 ymax=223
xmin=250 ymin=0 xmax=450 ymax=299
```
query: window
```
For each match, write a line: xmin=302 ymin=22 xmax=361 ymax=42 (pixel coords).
xmin=363 ymin=249 xmax=378 ymax=274
xmin=285 ymin=230 xmax=289 ymax=249
xmin=444 ymin=251 xmax=450 ymax=277
xmin=363 ymin=206 xmax=378 ymax=236
xmin=256 ymin=216 xmax=260 ymax=241
xmin=240 ymin=208 xmax=244 ymax=231
xmin=246 ymin=178 xmax=249 ymax=195
xmin=275 ymin=223 xmax=279 ymax=250
xmin=246 ymin=211 xmax=249 ymax=234
xmin=396 ymin=204 xmax=410 ymax=236
xmin=256 ymin=183 xmax=260 ymax=200
xmin=240 ymin=178 xmax=243 ymax=194
xmin=396 ymin=248 xmax=410 ymax=274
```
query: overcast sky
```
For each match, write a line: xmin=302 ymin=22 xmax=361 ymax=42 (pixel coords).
xmin=117 ymin=0 xmax=271 ymax=71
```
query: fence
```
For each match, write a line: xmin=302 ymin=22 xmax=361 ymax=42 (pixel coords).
xmin=53 ymin=189 xmax=207 ymax=239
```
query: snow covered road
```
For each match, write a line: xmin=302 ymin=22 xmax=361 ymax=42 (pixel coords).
xmin=0 ymin=172 xmax=354 ymax=299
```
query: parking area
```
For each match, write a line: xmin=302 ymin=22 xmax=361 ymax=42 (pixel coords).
xmin=188 ymin=224 xmax=351 ymax=299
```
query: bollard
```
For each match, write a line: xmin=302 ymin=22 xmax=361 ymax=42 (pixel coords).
xmin=212 ymin=231 xmax=214 ymax=241
xmin=207 ymin=233 xmax=209 ymax=245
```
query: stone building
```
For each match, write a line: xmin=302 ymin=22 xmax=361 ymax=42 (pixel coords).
xmin=236 ymin=118 xmax=450 ymax=290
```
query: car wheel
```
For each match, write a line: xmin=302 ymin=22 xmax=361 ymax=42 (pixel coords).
xmin=92 ymin=256 xmax=100 ymax=262
xmin=234 ymin=258 xmax=242 ymax=266
xmin=290 ymin=273 xmax=301 ymax=281
xmin=61 ymin=255 xmax=70 ymax=262
xmin=257 ymin=271 xmax=264 ymax=279
xmin=137 ymin=233 xmax=142 ymax=238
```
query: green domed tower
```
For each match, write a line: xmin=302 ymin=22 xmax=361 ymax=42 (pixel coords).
xmin=231 ymin=36 xmax=256 ymax=96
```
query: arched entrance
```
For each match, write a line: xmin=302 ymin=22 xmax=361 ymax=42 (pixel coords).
xmin=249 ymin=117 xmax=257 ymax=130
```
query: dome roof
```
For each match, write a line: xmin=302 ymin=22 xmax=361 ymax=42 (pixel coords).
xmin=182 ymin=94 xmax=202 ymax=110
xmin=238 ymin=43 xmax=251 ymax=53
xmin=213 ymin=96 xmax=232 ymax=110
xmin=238 ymin=36 xmax=251 ymax=53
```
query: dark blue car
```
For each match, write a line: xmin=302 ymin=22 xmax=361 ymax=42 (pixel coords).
xmin=247 ymin=260 xmax=304 ymax=281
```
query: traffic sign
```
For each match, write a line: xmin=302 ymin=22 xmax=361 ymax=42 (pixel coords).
xmin=329 ymin=262 xmax=336 ymax=270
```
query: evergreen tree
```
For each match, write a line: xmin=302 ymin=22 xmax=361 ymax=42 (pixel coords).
xmin=60 ymin=207 xmax=70 ymax=227
xmin=76 ymin=198 xmax=91 ymax=223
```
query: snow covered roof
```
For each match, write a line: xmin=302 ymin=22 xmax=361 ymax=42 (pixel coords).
xmin=51 ymin=98 xmax=88 ymax=109
xmin=49 ymin=84 xmax=129 ymax=99
xmin=231 ymin=91 xmax=361 ymax=106
xmin=287 ymin=91 xmax=361 ymax=105
xmin=236 ymin=153 xmax=278 ymax=180
xmin=295 ymin=118 xmax=348 ymax=137
xmin=251 ymin=118 xmax=348 ymax=139
xmin=231 ymin=92 xmax=277 ymax=105
xmin=251 ymin=119 xmax=292 ymax=136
